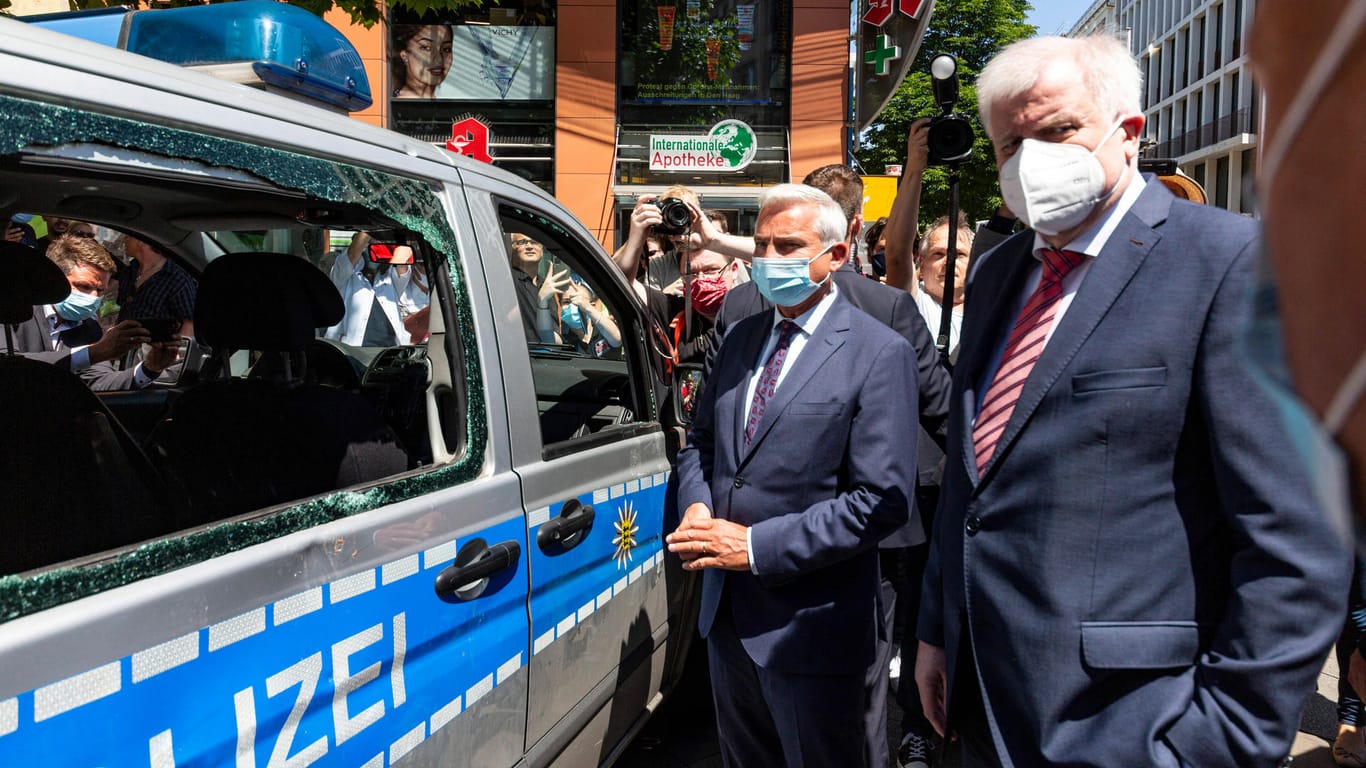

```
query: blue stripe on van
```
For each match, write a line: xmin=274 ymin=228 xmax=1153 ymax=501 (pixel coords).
xmin=0 ymin=516 xmax=528 ymax=767
xmin=526 ymin=472 xmax=670 ymax=657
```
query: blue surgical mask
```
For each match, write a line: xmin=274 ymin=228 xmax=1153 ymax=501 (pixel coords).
xmin=751 ymin=244 xmax=833 ymax=307
xmin=871 ymin=249 xmax=887 ymax=277
xmin=1242 ymin=251 xmax=1355 ymax=544
xmin=53 ymin=290 xmax=101 ymax=323
xmin=561 ymin=303 xmax=586 ymax=333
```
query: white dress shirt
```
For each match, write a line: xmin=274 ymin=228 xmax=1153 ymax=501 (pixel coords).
xmin=324 ymin=256 xmax=410 ymax=345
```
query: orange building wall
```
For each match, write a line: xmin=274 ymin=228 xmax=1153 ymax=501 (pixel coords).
xmin=554 ymin=0 xmax=620 ymax=248
xmin=330 ymin=9 xmax=387 ymax=128
xmin=335 ymin=3 xmax=849 ymax=249
xmin=789 ymin=0 xmax=849 ymax=181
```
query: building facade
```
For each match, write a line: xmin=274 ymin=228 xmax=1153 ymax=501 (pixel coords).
xmin=1070 ymin=0 xmax=1257 ymax=214
xmin=328 ymin=0 xmax=850 ymax=248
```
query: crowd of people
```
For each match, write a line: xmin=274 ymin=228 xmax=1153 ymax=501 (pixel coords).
xmin=641 ymin=28 xmax=1357 ymax=768
xmin=2 ymin=217 xmax=185 ymax=389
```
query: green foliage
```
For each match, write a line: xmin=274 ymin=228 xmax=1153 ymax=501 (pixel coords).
xmin=856 ymin=0 xmax=1034 ymax=221
xmin=631 ymin=0 xmax=744 ymax=99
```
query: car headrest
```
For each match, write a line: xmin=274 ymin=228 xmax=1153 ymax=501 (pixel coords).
xmin=195 ymin=253 xmax=343 ymax=352
xmin=0 ymin=242 xmax=70 ymax=324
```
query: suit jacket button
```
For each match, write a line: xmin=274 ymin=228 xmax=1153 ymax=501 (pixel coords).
xmin=965 ymin=515 xmax=982 ymax=536
xmin=734 ymin=476 xmax=745 ymax=488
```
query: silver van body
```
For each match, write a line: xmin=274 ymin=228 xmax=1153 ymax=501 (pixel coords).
xmin=0 ymin=18 xmax=694 ymax=767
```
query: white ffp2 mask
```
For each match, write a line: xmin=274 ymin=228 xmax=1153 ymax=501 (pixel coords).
xmin=998 ymin=118 xmax=1126 ymax=236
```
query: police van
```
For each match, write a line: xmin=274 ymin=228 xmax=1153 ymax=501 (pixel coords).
xmin=0 ymin=4 xmax=697 ymax=765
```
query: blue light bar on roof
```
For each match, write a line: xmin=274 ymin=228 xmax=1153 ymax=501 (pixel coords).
xmin=28 ymin=0 xmax=374 ymax=113
xmin=22 ymin=6 xmax=132 ymax=49
xmin=125 ymin=1 xmax=372 ymax=112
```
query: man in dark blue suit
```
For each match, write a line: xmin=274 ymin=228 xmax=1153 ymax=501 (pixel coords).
xmin=669 ymin=184 xmax=917 ymax=767
xmin=709 ymin=165 xmax=951 ymax=767
xmin=914 ymin=35 xmax=1349 ymax=768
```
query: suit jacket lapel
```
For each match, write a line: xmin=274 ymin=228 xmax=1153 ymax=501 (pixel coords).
xmin=974 ymin=183 xmax=1172 ymax=489
xmin=739 ymin=298 xmax=850 ymax=465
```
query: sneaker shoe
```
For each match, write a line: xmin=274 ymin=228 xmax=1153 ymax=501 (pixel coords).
xmin=898 ymin=731 xmax=936 ymax=768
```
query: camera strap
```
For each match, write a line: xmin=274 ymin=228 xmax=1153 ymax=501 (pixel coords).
xmin=682 ymin=254 xmax=693 ymax=339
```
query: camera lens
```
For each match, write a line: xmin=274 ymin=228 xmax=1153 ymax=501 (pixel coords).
xmin=927 ymin=114 xmax=974 ymax=165
xmin=655 ymin=197 xmax=692 ymax=235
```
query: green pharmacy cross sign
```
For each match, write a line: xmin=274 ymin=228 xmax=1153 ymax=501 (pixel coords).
xmin=864 ymin=34 xmax=902 ymax=76
xmin=857 ymin=0 xmax=936 ymax=129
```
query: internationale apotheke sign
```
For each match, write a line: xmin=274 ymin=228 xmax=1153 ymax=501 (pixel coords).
xmin=649 ymin=119 xmax=757 ymax=172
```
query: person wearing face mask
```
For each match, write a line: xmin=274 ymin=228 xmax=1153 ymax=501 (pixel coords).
xmin=862 ymin=218 xmax=888 ymax=280
xmin=666 ymin=244 xmax=738 ymax=365
xmin=557 ymin=274 xmax=621 ymax=359
xmin=709 ymin=164 xmax=954 ymax=768
xmin=0 ymin=237 xmax=175 ymax=391
xmin=911 ymin=34 xmax=1349 ymax=768
xmin=668 ymin=183 xmax=918 ymax=768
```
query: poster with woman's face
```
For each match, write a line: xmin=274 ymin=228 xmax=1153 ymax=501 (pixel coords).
xmin=392 ymin=25 xmax=455 ymax=99
xmin=391 ymin=24 xmax=555 ymax=101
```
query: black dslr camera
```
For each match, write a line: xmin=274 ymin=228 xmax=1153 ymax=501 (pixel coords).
xmin=926 ymin=54 xmax=975 ymax=166
xmin=653 ymin=197 xmax=693 ymax=235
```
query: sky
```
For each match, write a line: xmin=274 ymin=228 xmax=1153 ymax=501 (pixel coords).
xmin=1025 ymin=0 xmax=1100 ymax=35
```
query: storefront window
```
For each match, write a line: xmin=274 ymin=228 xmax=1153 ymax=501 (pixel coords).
xmin=617 ymin=0 xmax=790 ymax=187
xmin=390 ymin=2 xmax=556 ymax=191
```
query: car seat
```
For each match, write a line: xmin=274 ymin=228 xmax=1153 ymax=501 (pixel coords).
xmin=155 ymin=253 xmax=410 ymax=524
xmin=0 ymin=242 xmax=170 ymax=573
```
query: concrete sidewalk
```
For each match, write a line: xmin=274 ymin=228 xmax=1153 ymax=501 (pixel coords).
xmin=615 ymin=645 xmax=1347 ymax=768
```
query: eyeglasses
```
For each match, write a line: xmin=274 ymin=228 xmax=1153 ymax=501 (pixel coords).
xmin=69 ymin=231 xmax=97 ymax=239
xmin=511 ymin=238 xmax=538 ymax=247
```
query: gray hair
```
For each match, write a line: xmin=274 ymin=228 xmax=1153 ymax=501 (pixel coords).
xmin=977 ymin=34 xmax=1142 ymax=140
xmin=756 ymin=183 xmax=847 ymax=249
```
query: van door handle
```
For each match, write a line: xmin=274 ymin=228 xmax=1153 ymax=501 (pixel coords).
xmin=537 ymin=501 xmax=595 ymax=554
xmin=434 ymin=540 xmax=520 ymax=600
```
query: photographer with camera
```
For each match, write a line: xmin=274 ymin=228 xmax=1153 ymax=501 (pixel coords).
xmin=883 ymin=55 xmax=976 ymax=307
xmin=613 ymin=189 xmax=751 ymax=365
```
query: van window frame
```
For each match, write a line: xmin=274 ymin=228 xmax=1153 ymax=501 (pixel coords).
xmin=0 ymin=94 xmax=490 ymax=623
xmin=494 ymin=202 xmax=661 ymax=460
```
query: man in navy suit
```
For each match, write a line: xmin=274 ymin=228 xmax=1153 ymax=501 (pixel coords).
xmin=668 ymin=184 xmax=917 ymax=767
xmin=913 ymin=35 xmax=1349 ymax=768
xmin=709 ymin=165 xmax=951 ymax=767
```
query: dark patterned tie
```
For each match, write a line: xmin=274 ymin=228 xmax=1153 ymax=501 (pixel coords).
xmin=745 ymin=319 xmax=801 ymax=447
xmin=973 ymin=248 xmax=1087 ymax=471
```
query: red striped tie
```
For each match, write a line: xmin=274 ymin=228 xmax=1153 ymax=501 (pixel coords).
xmin=973 ymin=248 xmax=1086 ymax=471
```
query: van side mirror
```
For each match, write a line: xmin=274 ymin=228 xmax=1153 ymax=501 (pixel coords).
xmin=672 ymin=362 xmax=704 ymax=427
